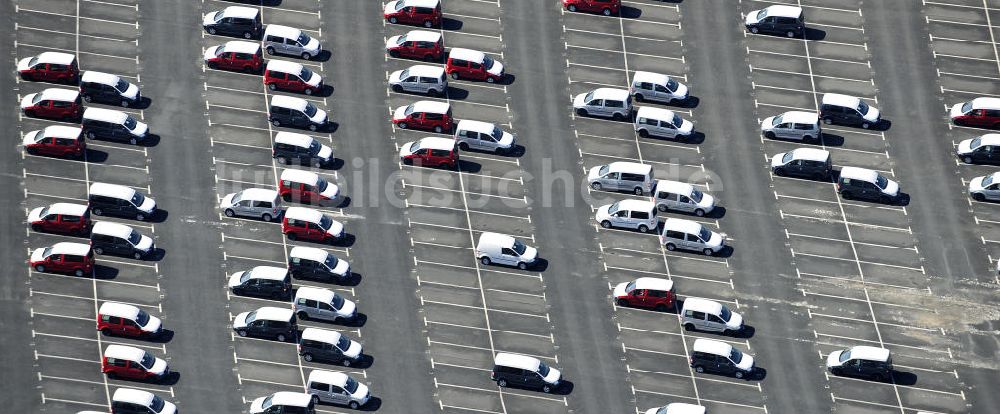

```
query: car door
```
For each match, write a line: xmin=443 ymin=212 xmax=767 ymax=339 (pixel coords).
xmin=985 ymin=183 xmax=1000 ymax=200
xmin=601 ymin=171 xmax=620 ymax=190
xmin=329 ymin=384 xmax=349 ymax=405
xmin=656 ymin=119 xmax=677 ymax=137
xmin=676 ymin=194 xmax=695 ymax=213
xmin=687 ymin=310 xmax=706 ymax=330
xmin=653 ymin=84 xmax=671 ymax=102
xmin=499 ymin=247 xmax=518 ymax=265
xmin=402 ymin=75 xmax=420 ymax=92
xmin=684 ymin=232 xmax=701 ymax=251
xmin=307 ymin=221 xmax=325 ymax=240
xmin=706 ymin=313 xmax=726 ymax=332
xmin=774 ymin=122 xmax=793 ymax=139
xmin=317 ymin=301 xmax=336 ymax=321
xmin=587 ymin=98 xmax=604 ymax=116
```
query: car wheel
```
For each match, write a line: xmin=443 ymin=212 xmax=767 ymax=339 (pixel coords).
xmin=591 ymin=182 xmax=602 ymax=191
xmin=542 ymin=384 xmax=553 ymax=393
xmin=497 ymin=379 xmax=508 ymax=387
xmin=86 ymin=131 xmax=97 ymax=139
xmin=841 ymin=191 xmax=852 ymax=200
xmin=30 ymin=224 xmax=42 ymax=232
xmin=486 ymin=76 xmax=495 ymax=84
xmin=276 ymin=333 xmax=287 ymax=342
xmin=287 ymin=232 xmax=297 ymax=241
xmin=695 ymin=209 xmax=705 ymax=217
xmin=873 ymin=373 xmax=885 ymax=382
xmin=83 ymin=95 xmax=93 ymax=103
xmin=480 ymin=257 xmax=491 ymax=265
xmin=861 ymin=122 xmax=870 ymax=129
xmin=312 ymin=395 xmax=320 ymax=405
xmin=694 ymin=365 xmax=705 ymax=373
xmin=423 ymin=20 xmax=433 ymax=28
xmin=349 ymin=401 xmax=360 ymax=409
xmin=603 ymin=8 xmax=612 ymax=16
xmin=685 ymin=324 xmax=695 ymax=331
xmin=577 ymin=108 xmax=589 ymax=116
xmin=304 ymin=88 xmax=313 ymax=96
xmin=342 ymin=359 xmax=352 ymax=367
xmin=973 ymin=193 xmax=986 ymax=202
xmin=275 ymin=156 xmax=288 ymax=165
xmin=34 ymin=265 xmax=46 ymax=273
xmin=616 ymin=298 xmax=629 ymax=307
xmin=388 ymin=50 xmax=400 ymax=58
xmin=963 ymin=156 xmax=973 ymax=164
xmin=424 ymin=54 xmax=435 ymax=62
xmin=428 ymin=88 xmax=442 ymax=97
xmin=94 ymin=247 xmax=104 ymax=255
xmin=262 ymin=213 xmax=273 ymax=222
xmin=21 ymin=73 xmax=33 ymax=81
xmin=267 ymin=83 xmax=277 ymax=91
xmin=402 ymin=158 xmax=413 ymax=165
xmin=301 ymin=52 xmax=312 ymax=60
xmin=389 ymin=17 xmax=398 ymax=24
xmin=433 ymin=125 xmax=443 ymax=133
xmin=309 ymin=124 xmax=318 ymax=132
xmin=133 ymin=252 xmax=143 ymax=260
xmin=272 ymin=119 xmax=282 ymax=127
xmin=735 ymin=371 xmax=745 ymax=379
xmin=658 ymin=204 xmax=668 ymax=212
xmin=74 ymin=268 xmax=85 ymax=277
xmin=398 ymin=122 xmax=408 ymax=129
xmin=121 ymin=100 xmax=130 ymax=108
xmin=764 ymin=131 xmax=776 ymax=139
xmin=517 ymin=262 xmax=528 ymax=270
xmin=92 ymin=208 xmax=103 ymax=216
xmin=823 ymin=117 xmax=833 ymax=125
xmin=237 ymin=329 xmax=247 ymax=337
xmin=723 ymin=329 xmax=733 ymax=336
xmin=612 ymin=113 xmax=625 ymax=121
xmin=750 ymin=26 xmax=759 ymax=34
xmin=600 ymin=220 xmax=612 ymax=229
xmin=786 ymin=30 xmax=796 ymax=38
xmin=243 ymin=31 xmax=252 ymax=39
xmin=100 ymin=328 xmax=112 ymax=336
xmin=638 ymin=129 xmax=649 ymax=138
xmin=451 ymin=72 xmax=460 ymax=80
xmin=297 ymin=311 xmax=309 ymax=320
xmin=24 ymin=110 xmax=35 ymax=118
xmin=703 ymin=248 xmax=714 ymax=256
xmin=803 ymin=135 xmax=814 ymax=143
xmin=638 ymin=224 xmax=649 ymax=233
xmin=129 ymin=138 xmax=137 ymax=145
xmin=831 ymin=368 xmax=842 ymax=376
xmin=136 ymin=213 xmax=146 ymax=221
xmin=634 ymin=93 xmax=644 ymax=102
xmin=392 ymin=84 xmax=404 ymax=93
xmin=313 ymin=159 xmax=323 ymax=168
xmin=224 ymin=209 xmax=237 ymax=218
xmin=665 ymin=243 xmax=676 ymax=251
xmin=303 ymin=353 xmax=314 ymax=362
xmin=634 ymin=187 xmax=644 ymax=195
xmin=106 ymin=372 xmax=117 ymax=380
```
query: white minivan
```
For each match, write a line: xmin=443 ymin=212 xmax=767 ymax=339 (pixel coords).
xmin=660 ymin=218 xmax=724 ymax=256
xmin=454 ymin=119 xmax=515 ymax=154
xmin=760 ymin=110 xmax=821 ymax=142
xmin=651 ymin=179 xmax=716 ymax=216
xmin=595 ymin=199 xmax=658 ymax=233
xmin=681 ymin=297 xmax=744 ymax=335
xmin=573 ymin=88 xmax=633 ymax=120
xmin=634 ymin=106 xmax=693 ymax=140
xmin=475 ymin=232 xmax=538 ymax=270
xmin=630 ymin=71 xmax=689 ymax=104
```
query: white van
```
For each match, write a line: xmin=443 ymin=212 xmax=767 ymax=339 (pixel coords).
xmin=263 ymin=24 xmax=322 ymax=59
xmin=630 ymin=71 xmax=689 ymax=104
xmin=454 ymin=119 xmax=515 ymax=154
xmin=388 ymin=64 xmax=448 ymax=96
xmin=219 ymin=188 xmax=282 ymax=221
xmin=111 ymin=388 xmax=176 ymax=414
xmin=475 ymin=232 xmax=538 ymax=270
xmin=573 ymin=88 xmax=633 ymax=120
xmin=634 ymin=106 xmax=693 ymax=140
xmin=595 ymin=199 xmax=658 ymax=233
xmin=588 ymin=162 xmax=655 ymax=195
xmin=294 ymin=286 xmax=357 ymax=323
xmin=681 ymin=297 xmax=744 ymax=335
xmin=651 ymin=179 xmax=716 ymax=216
xmin=306 ymin=369 xmax=371 ymax=408
xmin=761 ymin=110 xmax=821 ymax=142
xmin=250 ymin=391 xmax=315 ymax=414
xmin=659 ymin=218 xmax=724 ymax=256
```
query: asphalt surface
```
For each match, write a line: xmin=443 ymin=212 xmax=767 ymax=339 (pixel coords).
xmin=3 ymin=0 xmax=999 ymax=413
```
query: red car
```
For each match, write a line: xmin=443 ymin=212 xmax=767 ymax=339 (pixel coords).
xmin=279 ymin=169 xmax=340 ymax=205
xmin=393 ymin=100 xmax=453 ymax=133
xmin=204 ymin=40 xmax=264 ymax=73
xmin=102 ymin=345 xmax=168 ymax=381
xmin=951 ymin=97 xmax=1000 ymax=129
xmin=612 ymin=277 xmax=675 ymax=311
xmin=264 ymin=60 xmax=323 ymax=95
xmin=385 ymin=30 xmax=444 ymax=61
xmin=17 ymin=52 xmax=79 ymax=83
xmin=282 ymin=206 xmax=345 ymax=243
xmin=22 ymin=125 xmax=86 ymax=158
xmin=20 ymin=88 xmax=83 ymax=121
xmin=383 ymin=0 xmax=441 ymax=28
xmin=29 ymin=242 xmax=94 ymax=277
xmin=563 ymin=0 xmax=620 ymax=16
xmin=28 ymin=202 xmax=91 ymax=235
xmin=97 ymin=302 xmax=162 ymax=338
xmin=399 ymin=137 xmax=459 ymax=168
xmin=445 ymin=48 xmax=505 ymax=83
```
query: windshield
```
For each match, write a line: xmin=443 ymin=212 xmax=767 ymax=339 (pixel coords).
xmin=584 ymin=91 xmax=595 ymax=103
xmin=411 ymin=140 xmax=423 ymax=152
xmin=317 ymin=178 xmax=328 ymax=192
xmin=730 ymin=348 xmax=743 ymax=364
xmin=324 ymin=255 xmax=338 ymax=269
xmin=299 ymin=67 xmax=314 ymax=81
xmin=28 ymin=57 xmax=39 ymax=68
xmin=38 ymin=206 xmax=50 ymax=217
xmin=538 ymin=362 xmax=551 ymax=377
xmin=403 ymin=104 xmax=415 ymax=116
xmin=130 ymin=192 xmax=144 ymax=206
xmin=150 ymin=396 xmax=165 ymax=411
xmin=136 ymin=310 xmax=150 ymax=326
xmin=690 ymin=189 xmax=704 ymax=203
xmin=756 ymin=9 xmax=768 ymax=20
xmin=624 ymin=281 xmax=636 ymax=294
xmin=772 ymin=115 xmax=783 ymax=126
xmin=672 ymin=114 xmax=683 ymax=128
xmin=303 ymin=103 xmax=318 ymax=117
xmin=261 ymin=396 xmax=274 ymax=409
xmin=665 ymin=78 xmax=678 ymax=92
xmin=41 ymin=247 xmax=53 ymax=258
xmin=239 ymin=270 xmax=251 ymax=284
xmin=211 ymin=11 xmax=222 ymax=22
xmin=319 ymin=215 xmax=333 ymax=231
xmin=345 ymin=377 xmax=359 ymax=393
xmin=397 ymin=34 xmax=408 ymax=44
xmin=398 ymin=69 xmax=410 ymax=80
xmin=336 ymin=336 xmax=351 ymax=351
xmin=607 ymin=201 xmax=620 ymax=215
xmin=962 ymin=101 xmax=973 ymax=114
xmin=139 ymin=352 xmax=155 ymax=370
xmin=114 ymin=79 xmax=129 ymax=93
xmin=875 ymin=174 xmax=888 ymax=190
xmin=245 ymin=310 xmax=258 ymax=324
xmin=971 ymin=137 xmax=983 ymax=148
xmin=232 ymin=191 xmax=244 ymax=204
xmin=123 ymin=116 xmax=138 ymax=130
xmin=699 ymin=227 xmax=712 ymax=242
xmin=331 ymin=294 xmax=344 ymax=309
xmin=394 ymin=1 xmax=405 ymax=11
xmin=985 ymin=175 xmax=995 ymax=186
xmin=512 ymin=240 xmax=527 ymax=255
xmin=492 ymin=127 xmax=503 ymax=141
xmin=598 ymin=164 xmax=609 ymax=176
xmin=858 ymin=101 xmax=870 ymax=114
xmin=127 ymin=230 xmax=142 ymax=245
xmin=720 ymin=306 xmax=732 ymax=322
xmin=32 ymin=94 xmax=43 ymax=104
xmin=781 ymin=151 xmax=794 ymax=163
xmin=839 ymin=350 xmax=852 ymax=363
xmin=308 ymin=139 xmax=321 ymax=154
xmin=483 ymin=55 xmax=495 ymax=70
xmin=297 ymin=33 xmax=311 ymax=45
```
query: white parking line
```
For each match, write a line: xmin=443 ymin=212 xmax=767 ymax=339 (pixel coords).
xmin=17 ymin=6 xmax=138 ymax=28
xmin=428 ymin=339 xmax=556 ymax=362
xmin=423 ymin=298 xmax=548 ymax=320
xmin=403 ymin=180 xmax=527 ymax=202
xmin=33 ymin=331 xmax=166 ymax=352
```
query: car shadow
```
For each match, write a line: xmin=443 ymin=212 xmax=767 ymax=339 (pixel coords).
xmin=326 ymin=158 xmax=345 ymax=170
xmin=354 ymin=354 xmax=374 ymax=369
xmin=818 ymin=133 xmax=845 ymax=147
xmin=803 ymin=28 xmax=826 ymax=41
xmin=502 ymin=73 xmax=515 ymax=85
xmin=91 ymin=265 xmax=118 ymax=280
xmin=892 ymin=370 xmax=917 ymax=385
xmin=894 ymin=193 xmax=911 ymax=206
xmin=552 ymin=380 xmax=574 ymax=395
xmin=138 ymin=134 xmax=161 ymax=148
xmin=441 ymin=18 xmax=463 ymax=31
xmin=337 ymin=196 xmax=351 ymax=208
xmin=619 ymin=6 xmax=642 ymax=19
xmin=456 ymin=160 xmax=482 ymax=173
xmin=750 ymin=367 xmax=767 ymax=381
xmin=714 ymin=245 xmax=734 ymax=258
xmin=341 ymin=272 xmax=362 ymax=287
xmin=334 ymin=233 xmax=356 ymax=248
xmin=680 ymin=131 xmax=705 ymax=145
xmin=83 ymin=148 xmax=109 ymax=163
xmin=148 ymin=209 xmax=168 ymax=223
xmin=530 ymin=258 xmax=549 ymax=272
xmin=503 ymin=144 xmax=526 ymax=158
xmin=705 ymin=206 xmax=726 ymax=219
xmin=445 ymin=87 xmax=470 ymax=100
xmin=146 ymin=248 xmax=166 ymax=262
xmin=160 ymin=371 xmax=180 ymax=386
xmin=312 ymin=50 xmax=332 ymax=62
xmin=733 ymin=324 xmax=755 ymax=339
xmin=875 ymin=119 xmax=892 ymax=131
xmin=680 ymin=95 xmax=699 ymax=109
xmin=347 ymin=313 xmax=367 ymax=327
xmin=135 ymin=97 xmax=152 ymax=110
xmin=357 ymin=397 xmax=382 ymax=411
xmin=323 ymin=121 xmax=339 ymax=134
xmin=315 ymin=85 xmax=335 ymax=98
xmin=149 ymin=329 xmax=175 ymax=343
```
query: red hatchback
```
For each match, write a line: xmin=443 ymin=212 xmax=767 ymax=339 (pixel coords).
xmin=385 ymin=30 xmax=444 ymax=61
xmin=612 ymin=277 xmax=675 ymax=311
xmin=282 ymin=206 xmax=345 ymax=243
xmin=279 ymin=169 xmax=340 ymax=205
xmin=20 ymin=88 xmax=83 ymax=121
xmin=399 ymin=137 xmax=459 ymax=168
xmin=563 ymin=0 xmax=620 ymax=16
xmin=23 ymin=125 xmax=86 ymax=158
xmin=204 ymin=40 xmax=264 ymax=73
xmin=384 ymin=0 xmax=442 ymax=28
xmin=17 ymin=52 xmax=79 ymax=83
xmin=28 ymin=203 xmax=92 ymax=235
xmin=393 ymin=100 xmax=453 ymax=133
xmin=951 ymin=97 xmax=1000 ymax=129
xmin=264 ymin=60 xmax=323 ymax=95
xmin=29 ymin=242 xmax=94 ymax=277
xmin=445 ymin=48 xmax=505 ymax=83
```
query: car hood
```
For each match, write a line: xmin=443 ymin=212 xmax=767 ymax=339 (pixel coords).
xmin=220 ymin=193 xmax=237 ymax=209
xmin=227 ymin=272 xmax=245 ymax=288
xmin=697 ymin=193 xmax=716 ymax=211
xmin=22 ymin=130 xmax=41 ymax=147
xmin=158 ymin=400 xmax=177 ymax=414
xmin=321 ymin=183 xmax=340 ymax=199
xmin=305 ymin=72 xmax=322 ymax=88
xmin=326 ymin=219 xmax=344 ymax=236
xmin=573 ymin=93 xmax=588 ymax=108
xmin=27 ymin=206 xmax=45 ymax=223
xmin=826 ymin=350 xmax=845 ymax=368
xmin=587 ymin=165 xmax=602 ymax=181
xmin=20 ymin=93 xmax=37 ymax=109
xmin=521 ymin=245 xmax=538 ymax=263
xmin=770 ymin=153 xmax=786 ymax=168
xmin=969 ymin=176 xmax=988 ymax=192
xmin=338 ymin=299 xmax=357 ymax=318
xmin=131 ymin=120 xmax=149 ymax=137
xmin=498 ymin=131 xmax=515 ymax=148
xmin=149 ymin=357 xmax=168 ymax=376
xmin=672 ymin=82 xmax=689 ymax=99
xmin=399 ymin=141 xmax=416 ymax=157
xmin=595 ymin=204 xmax=612 ymax=222
xmin=317 ymin=144 xmax=333 ymax=161
xmin=304 ymin=37 xmax=321 ymax=54
xmin=392 ymin=105 xmax=409 ymax=121
xmin=487 ymin=60 xmax=504 ymax=76
xmin=204 ymin=45 xmax=221 ymax=61
xmin=745 ymin=10 xmax=761 ymax=25
xmin=233 ymin=311 xmax=250 ymax=329
xmin=543 ymin=367 xmax=562 ymax=385
xmin=863 ymin=106 xmax=881 ymax=122
xmin=309 ymin=108 xmax=328 ymax=124
xmin=389 ymin=70 xmax=404 ymax=84
xmin=122 ymin=83 xmax=140 ymax=100
xmin=950 ymin=102 xmax=966 ymax=118
xmin=957 ymin=138 xmax=975 ymax=155
xmin=249 ymin=396 xmax=267 ymax=413
xmin=352 ymin=382 xmax=371 ymax=403
xmin=384 ymin=1 xmax=399 ymax=14
xmin=138 ymin=196 xmax=156 ymax=214
xmin=678 ymin=119 xmax=694 ymax=135
xmin=141 ymin=314 xmax=162 ymax=334
xmin=882 ymin=178 xmax=899 ymax=197
xmin=612 ymin=282 xmax=628 ymax=298
xmin=135 ymin=234 xmax=154 ymax=252
xmin=735 ymin=354 xmax=755 ymax=372
xmin=202 ymin=11 xmax=220 ymax=26
xmin=726 ymin=311 xmax=744 ymax=330
xmin=761 ymin=116 xmax=776 ymax=132
xmin=30 ymin=247 xmax=47 ymax=263
xmin=345 ymin=340 xmax=363 ymax=359
xmin=17 ymin=57 xmax=33 ymax=72
xmin=707 ymin=231 xmax=724 ymax=248
xmin=332 ymin=258 xmax=350 ymax=276
xmin=386 ymin=35 xmax=403 ymax=50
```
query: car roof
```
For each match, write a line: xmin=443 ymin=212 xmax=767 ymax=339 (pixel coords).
xmin=764 ymin=5 xmax=803 ymax=18
xmin=307 ymin=369 xmax=349 ymax=387
xmin=274 ymin=131 xmax=315 ymax=147
xmin=39 ymin=88 xmax=80 ymax=102
xmin=112 ymin=388 xmax=155 ymax=405
xmin=849 ymin=346 xmax=890 ymax=362
xmin=301 ymin=327 xmax=343 ymax=343
xmin=417 ymin=136 xmax=457 ymax=150
xmin=822 ymin=93 xmax=861 ymax=108
xmin=46 ymin=202 xmax=88 ymax=216
xmin=35 ymin=51 xmax=76 ymax=65
xmin=977 ymin=133 xmax=1000 ymax=145
xmin=633 ymin=277 xmax=673 ymax=292
xmin=692 ymin=338 xmax=732 ymax=356
xmin=238 ymin=187 xmax=279 ymax=201
xmin=607 ymin=161 xmax=653 ymax=175
xmin=254 ymin=306 xmax=294 ymax=321
xmin=290 ymin=246 xmax=329 ymax=262
xmin=90 ymin=182 xmax=136 ymax=198
xmin=479 ymin=231 xmax=515 ymax=247
xmin=665 ymin=403 xmax=707 ymax=414
xmin=99 ymin=302 xmax=141 ymax=319
xmin=221 ymin=6 xmax=259 ymax=19
xmin=406 ymin=64 xmax=446 ymax=77
xmin=449 ymin=48 xmax=486 ymax=63
xmin=271 ymin=95 xmax=309 ymax=111
xmin=264 ymin=24 xmax=302 ymax=39
xmin=84 ymin=107 xmax=129 ymax=124
xmin=614 ymin=199 xmax=656 ymax=212
xmin=631 ymin=71 xmax=671 ymax=85
xmin=268 ymin=392 xmax=313 ymax=407
xmin=266 ymin=59 xmax=304 ymax=74
xmin=972 ymin=97 xmax=1000 ymax=110
xmin=104 ymin=344 xmax=146 ymax=361
xmin=42 ymin=125 xmax=83 ymax=139
xmin=93 ymin=221 xmax=135 ymax=239
xmin=494 ymin=352 xmax=541 ymax=371
xmin=591 ymin=87 xmax=630 ymax=101
xmin=223 ymin=40 xmax=261 ymax=54
xmin=411 ymin=100 xmax=451 ymax=114
xmin=403 ymin=30 xmax=441 ymax=42
xmin=654 ymin=179 xmax=695 ymax=195
xmin=780 ymin=111 xmax=819 ymax=124
xmin=285 ymin=206 xmax=324 ymax=223
xmin=403 ymin=0 xmax=440 ymax=8
xmin=50 ymin=242 xmax=92 ymax=256
xmin=636 ymin=106 xmax=678 ymax=120
xmin=280 ymin=168 xmax=320 ymax=185
xmin=682 ymin=297 xmax=723 ymax=313
xmin=295 ymin=286 xmax=336 ymax=302
xmin=663 ymin=218 xmax=703 ymax=235
xmin=247 ymin=266 xmax=289 ymax=281
xmin=789 ymin=147 xmax=830 ymax=162
xmin=81 ymin=71 xmax=121 ymax=85
xmin=456 ymin=119 xmax=497 ymax=134
xmin=839 ymin=166 xmax=879 ymax=182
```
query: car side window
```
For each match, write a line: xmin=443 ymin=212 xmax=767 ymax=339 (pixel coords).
xmin=665 ymin=230 xmax=684 ymax=239
xmin=708 ymin=314 xmax=724 ymax=323
xmin=403 ymin=76 xmax=418 ymax=83
xmin=588 ymin=99 xmax=603 ymax=107
xmin=654 ymin=85 xmax=669 ymax=92
xmin=794 ymin=123 xmax=813 ymax=130
xmin=987 ymin=109 xmax=1000 ymax=117
xmin=310 ymin=382 xmax=328 ymax=392
xmin=426 ymin=112 xmax=443 ymax=120
xmin=648 ymin=289 xmax=665 ymax=298
xmin=690 ymin=311 xmax=706 ymax=320
xmin=631 ymin=211 xmax=649 ymax=220
xmin=431 ymin=149 xmax=451 ymax=157
xmin=65 ymin=255 xmax=84 ymax=263
xmin=451 ymin=59 xmax=467 ymax=67
xmin=419 ymin=76 xmax=437 ymax=84
xmin=501 ymin=247 xmax=516 ymax=256
xmin=606 ymin=100 xmax=623 ymax=108
xmin=639 ymin=117 xmax=657 ymax=126
xmin=686 ymin=233 xmax=700 ymax=242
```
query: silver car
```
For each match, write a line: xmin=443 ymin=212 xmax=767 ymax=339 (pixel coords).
xmin=220 ymin=188 xmax=282 ymax=221
xmin=263 ymin=24 xmax=322 ymax=60
xmin=389 ymin=65 xmax=447 ymax=96
xmin=970 ymin=172 xmax=1000 ymax=202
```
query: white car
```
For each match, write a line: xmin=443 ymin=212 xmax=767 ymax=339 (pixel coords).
xmin=969 ymin=172 xmax=1000 ymax=202
xmin=574 ymin=88 xmax=633 ymax=120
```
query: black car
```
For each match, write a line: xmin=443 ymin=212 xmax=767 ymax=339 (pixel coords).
xmin=81 ymin=108 xmax=147 ymax=145
xmin=745 ymin=5 xmax=804 ymax=38
xmin=771 ymin=148 xmax=832 ymax=180
xmin=820 ymin=93 xmax=881 ymax=129
xmin=233 ymin=307 xmax=297 ymax=342
xmin=289 ymin=251 xmax=348 ymax=283
xmin=80 ymin=71 xmax=141 ymax=107
xmin=273 ymin=133 xmax=333 ymax=168
xmin=229 ymin=267 xmax=292 ymax=299
xmin=958 ymin=136 xmax=1000 ymax=165
xmin=269 ymin=95 xmax=328 ymax=132
xmin=827 ymin=346 xmax=893 ymax=381
xmin=690 ymin=339 xmax=755 ymax=379
xmin=203 ymin=6 xmax=262 ymax=39
xmin=298 ymin=329 xmax=362 ymax=366
xmin=90 ymin=222 xmax=152 ymax=260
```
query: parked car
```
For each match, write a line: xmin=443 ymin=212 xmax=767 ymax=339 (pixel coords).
xmin=651 ymin=179 xmax=716 ymax=216
xmin=298 ymin=327 xmax=363 ymax=366
xmin=263 ymin=24 xmax=322 ymax=60
xmin=574 ymin=88 xmax=633 ymax=120
xmin=745 ymin=5 xmax=804 ymax=38
xmin=634 ymin=106 xmax=693 ymax=140
xmin=20 ymin=88 xmax=82 ymax=121
xmin=279 ymin=169 xmax=340 ymax=205
xmin=269 ymin=95 xmax=329 ymax=131
xmin=288 ymin=246 xmax=351 ymax=283
xmin=89 ymin=182 xmax=157 ymax=221
xmin=399 ymin=137 xmax=459 ymax=168
xmin=588 ymin=161 xmax=654 ymax=195
xmin=264 ymin=60 xmax=323 ymax=95
xmin=659 ymin=218 xmax=724 ymax=256
xmin=90 ymin=221 xmax=154 ymax=260
xmin=761 ymin=111 xmax=821 ymax=142
xmin=612 ymin=277 xmax=675 ymax=311
xmin=820 ymin=93 xmax=880 ymax=129
xmin=445 ymin=48 xmax=505 ymax=83
xmin=491 ymin=353 xmax=562 ymax=393
xmin=250 ymin=392 xmax=315 ymax=414
xmin=454 ymin=119 xmax=515 ymax=153
xmin=836 ymin=166 xmax=899 ymax=203
xmin=228 ymin=266 xmax=292 ymax=299
xmin=388 ymin=64 xmax=448 ymax=96
xmin=385 ymin=30 xmax=444 ymax=61
xmin=102 ymin=344 xmax=168 ymax=381
xmin=28 ymin=202 xmax=91 ymax=235
xmin=383 ymin=0 xmax=442 ymax=28
xmin=233 ymin=306 xmax=297 ymax=342
xmin=770 ymin=148 xmax=832 ymax=180
xmin=29 ymin=242 xmax=93 ymax=277
xmin=630 ymin=71 xmax=689 ymax=104
xmin=562 ymin=0 xmax=619 ymax=16
xmin=203 ymin=6 xmax=261 ymax=39
xmin=79 ymin=71 xmax=140 ymax=107
xmin=98 ymin=302 xmax=162 ymax=338
xmin=690 ymin=339 xmax=755 ymax=379
xmin=81 ymin=107 xmax=149 ymax=145
xmin=273 ymin=131 xmax=334 ymax=167
xmin=957 ymin=134 xmax=1000 ymax=164
xmin=475 ymin=232 xmax=538 ymax=270
xmin=204 ymin=40 xmax=264 ymax=73
xmin=17 ymin=52 xmax=78 ymax=83
xmin=969 ymin=171 xmax=1000 ymax=202
xmin=111 ymin=388 xmax=176 ymax=414
xmin=220 ymin=188 xmax=282 ymax=221
xmin=294 ymin=286 xmax=357 ymax=323
xmin=951 ymin=97 xmax=1000 ymax=128
xmin=282 ymin=206 xmax=345 ymax=243
xmin=681 ymin=297 xmax=744 ymax=335
xmin=392 ymin=100 xmax=453 ymax=133
xmin=306 ymin=370 xmax=370 ymax=408
xmin=596 ymin=199 xmax=658 ymax=232
xmin=826 ymin=346 xmax=893 ymax=381
xmin=22 ymin=125 xmax=85 ymax=158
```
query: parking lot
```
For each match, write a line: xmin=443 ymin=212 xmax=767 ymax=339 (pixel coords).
xmin=3 ymin=1 xmax=999 ymax=413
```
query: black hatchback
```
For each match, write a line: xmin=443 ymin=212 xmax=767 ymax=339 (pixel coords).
xmin=203 ymin=6 xmax=262 ymax=39
xmin=233 ymin=307 xmax=297 ymax=342
xmin=745 ymin=5 xmax=804 ymax=38
xmin=229 ymin=266 xmax=292 ymax=299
